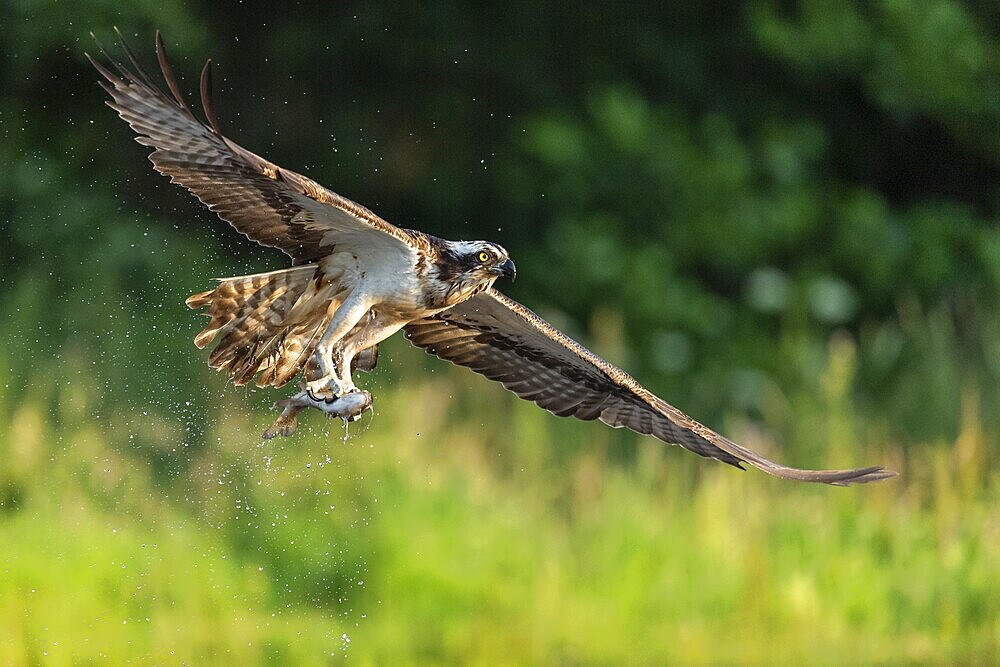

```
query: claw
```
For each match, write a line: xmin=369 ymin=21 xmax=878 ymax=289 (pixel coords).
xmin=306 ymin=374 xmax=357 ymax=401
xmin=306 ymin=387 xmax=331 ymax=404
xmin=305 ymin=380 xmax=336 ymax=402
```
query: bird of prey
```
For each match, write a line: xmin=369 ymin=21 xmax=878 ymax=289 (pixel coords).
xmin=88 ymin=32 xmax=896 ymax=485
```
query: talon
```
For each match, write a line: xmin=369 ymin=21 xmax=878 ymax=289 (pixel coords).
xmin=306 ymin=388 xmax=329 ymax=404
xmin=306 ymin=376 xmax=350 ymax=403
xmin=306 ymin=387 xmax=333 ymax=403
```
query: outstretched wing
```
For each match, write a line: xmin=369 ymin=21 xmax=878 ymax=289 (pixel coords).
xmin=88 ymin=30 xmax=420 ymax=265
xmin=405 ymin=289 xmax=896 ymax=486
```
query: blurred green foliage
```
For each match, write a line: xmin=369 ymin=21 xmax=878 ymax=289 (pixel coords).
xmin=1 ymin=0 xmax=998 ymax=664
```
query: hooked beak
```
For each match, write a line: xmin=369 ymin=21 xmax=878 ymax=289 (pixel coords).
xmin=494 ymin=258 xmax=517 ymax=281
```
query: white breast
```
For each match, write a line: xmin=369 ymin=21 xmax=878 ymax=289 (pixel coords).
xmin=321 ymin=245 xmax=426 ymax=316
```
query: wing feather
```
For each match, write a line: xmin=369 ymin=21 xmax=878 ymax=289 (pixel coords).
xmin=405 ymin=289 xmax=897 ymax=486
xmin=88 ymin=31 xmax=420 ymax=265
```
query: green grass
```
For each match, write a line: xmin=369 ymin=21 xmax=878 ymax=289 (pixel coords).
xmin=1 ymin=340 xmax=998 ymax=665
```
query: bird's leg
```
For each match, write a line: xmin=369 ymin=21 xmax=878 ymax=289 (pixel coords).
xmin=264 ymin=306 xmax=395 ymax=437
xmin=305 ymin=343 xmax=357 ymax=400
xmin=333 ymin=345 xmax=357 ymax=395
xmin=305 ymin=295 xmax=369 ymax=400
xmin=307 ymin=344 xmax=370 ymax=422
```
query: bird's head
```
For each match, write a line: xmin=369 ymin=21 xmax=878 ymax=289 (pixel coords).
xmin=431 ymin=239 xmax=516 ymax=305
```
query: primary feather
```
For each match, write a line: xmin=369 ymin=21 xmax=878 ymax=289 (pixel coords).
xmin=405 ymin=290 xmax=896 ymax=486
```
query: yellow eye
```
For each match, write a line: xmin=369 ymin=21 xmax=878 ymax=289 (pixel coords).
xmin=478 ymin=251 xmax=491 ymax=263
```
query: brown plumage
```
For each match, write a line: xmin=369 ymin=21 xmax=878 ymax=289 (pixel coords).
xmin=184 ymin=266 xmax=331 ymax=386
xmin=90 ymin=32 xmax=897 ymax=485
xmin=87 ymin=30 xmax=424 ymax=265
xmin=405 ymin=290 xmax=896 ymax=486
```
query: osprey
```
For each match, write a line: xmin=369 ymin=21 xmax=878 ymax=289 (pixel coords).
xmin=89 ymin=32 xmax=896 ymax=486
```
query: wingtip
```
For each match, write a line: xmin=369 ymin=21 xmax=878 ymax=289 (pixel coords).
xmin=770 ymin=464 xmax=899 ymax=487
xmin=199 ymin=58 xmax=224 ymax=135
xmin=86 ymin=48 xmax=121 ymax=85
xmin=704 ymin=429 xmax=899 ymax=486
xmin=89 ymin=30 xmax=107 ymax=59
xmin=830 ymin=466 xmax=899 ymax=487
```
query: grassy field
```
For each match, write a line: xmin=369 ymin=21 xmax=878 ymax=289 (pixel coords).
xmin=1 ymin=336 xmax=997 ymax=665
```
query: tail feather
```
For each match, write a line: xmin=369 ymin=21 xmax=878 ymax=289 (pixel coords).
xmin=206 ymin=284 xmax=295 ymax=370
xmin=257 ymin=316 xmax=331 ymax=388
xmin=187 ymin=264 xmax=337 ymax=388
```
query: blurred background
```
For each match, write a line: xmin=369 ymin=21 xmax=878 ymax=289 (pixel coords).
xmin=2 ymin=0 xmax=999 ymax=663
